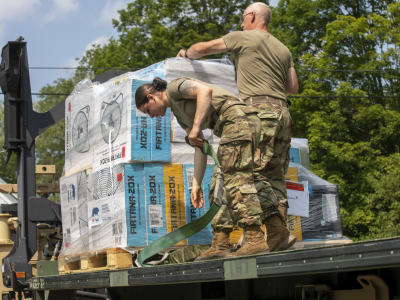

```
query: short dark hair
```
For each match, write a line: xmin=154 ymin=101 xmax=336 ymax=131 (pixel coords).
xmin=134 ymin=77 xmax=167 ymax=108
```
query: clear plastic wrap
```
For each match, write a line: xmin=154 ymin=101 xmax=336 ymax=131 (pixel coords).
xmin=64 ymin=87 xmax=95 ymax=176
xmin=289 ymin=138 xmax=311 ymax=170
xmin=60 ymin=170 xmax=89 ymax=255
xmin=286 ymin=163 xmax=349 ymax=248
xmin=60 ymin=59 xmax=347 ymax=271
xmin=164 ymin=57 xmax=239 ymax=95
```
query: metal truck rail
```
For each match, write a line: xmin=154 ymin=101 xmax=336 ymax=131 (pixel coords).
xmin=29 ymin=237 xmax=400 ymax=299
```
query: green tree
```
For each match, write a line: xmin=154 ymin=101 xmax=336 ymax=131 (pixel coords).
xmin=269 ymin=0 xmax=397 ymax=65
xmin=77 ymin=0 xmax=265 ymax=78
xmin=287 ymin=2 xmax=400 ymax=239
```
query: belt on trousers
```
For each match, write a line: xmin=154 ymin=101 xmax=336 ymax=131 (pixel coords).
xmin=245 ymin=96 xmax=290 ymax=108
xmin=219 ymin=98 xmax=246 ymax=116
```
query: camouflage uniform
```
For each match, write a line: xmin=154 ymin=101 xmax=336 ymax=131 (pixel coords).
xmin=249 ymin=99 xmax=293 ymax=220
xmin=210 ymin=104 xmax=263 ymax=230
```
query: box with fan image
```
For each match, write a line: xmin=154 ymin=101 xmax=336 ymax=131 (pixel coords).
xmin=86 ymin=162 xmax=152 ymax=251
xmin=92 ymin=79 xmax=133 ymax=172
xmin=91 ymin=78 xmax=171 ymax=173
xmin=84 ymin=162 xmax=141 ymax=252
xmin=59 ymin=162 xmax=188 ymax=258
xmin=64 ymin=88 xmax=95 ymax=177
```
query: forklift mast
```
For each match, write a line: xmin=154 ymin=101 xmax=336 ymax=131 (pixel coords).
xmin=0 ymin=38 xmax=128 ymax=297
xmin=0 ymin=38 xmax=64 ymax=294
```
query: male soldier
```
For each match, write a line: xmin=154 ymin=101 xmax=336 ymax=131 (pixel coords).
xmin=177 ymin=2 xmax=299 ymax=252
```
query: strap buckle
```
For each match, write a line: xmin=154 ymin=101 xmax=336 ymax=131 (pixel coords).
xmin=185 ymin=136 xmax=220 ymax=166
xmin=185 ymin=136 xmax=209 ymax=155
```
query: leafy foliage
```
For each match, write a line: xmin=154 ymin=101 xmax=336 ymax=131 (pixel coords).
xmin=77 ymin=0 xmax=264 ymax=78
xmin=285 ymin=1 xmax=400 ymax=239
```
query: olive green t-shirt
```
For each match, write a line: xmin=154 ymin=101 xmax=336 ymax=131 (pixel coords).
xmin=222 ymin=30 xmax=294 ymax=101
xmin=166 ymin=77 xmax=239 ymax=130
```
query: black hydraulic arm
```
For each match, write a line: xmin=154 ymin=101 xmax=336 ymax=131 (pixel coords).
xmin=0 ymin=38 xmax=128 ymax=296
xmin=0 ymin=38 xmax=65 ymax=293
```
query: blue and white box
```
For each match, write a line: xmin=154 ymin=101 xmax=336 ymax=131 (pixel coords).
xmin=92 ymin=74 xmax=171 ymax=172
xmin=124 ymin=163 xmax=147 ymax=246
xmin=131 ymin=80 xmax=152 ymax=162
xmin=144 ymin=163 xmax=167 ymax=244
xmin=151 ymin=110 xmax=171 ymax=162
xmin=183 ymin=164 xmax=214 ymax=245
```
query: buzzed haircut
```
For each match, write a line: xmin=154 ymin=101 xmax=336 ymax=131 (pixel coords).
xmin=248 ymin=2 xmax=272 ymax=25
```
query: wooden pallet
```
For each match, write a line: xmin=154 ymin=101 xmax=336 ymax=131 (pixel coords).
xmin=59 ymin=248 xmax=133 ymax=274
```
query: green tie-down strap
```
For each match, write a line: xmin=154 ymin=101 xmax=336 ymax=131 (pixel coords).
xmin=136 ymin=138 xmax=223 ymax=267
xmin=136 ymin=203 xmax=220 ymax=266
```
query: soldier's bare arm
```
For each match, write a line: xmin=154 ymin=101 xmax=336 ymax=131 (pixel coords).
xmin=178 ymin=80 xmax=212 ymax=147
xmin=185 ymin=127 xmax=206 ymax=209
xmin=285 ymin=67 xmax=299 ymax=95
xmin=177 ymin=38 xmax=228 ymax=59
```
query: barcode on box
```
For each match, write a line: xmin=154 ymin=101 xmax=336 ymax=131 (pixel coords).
xmin=186 ymin=167 xmax=194 ymax=190
xmin=149 ymin=205 xmax=163 ymax=228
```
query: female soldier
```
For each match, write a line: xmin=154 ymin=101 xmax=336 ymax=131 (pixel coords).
xmin=135 ymin=77 xmax=277 ymax=260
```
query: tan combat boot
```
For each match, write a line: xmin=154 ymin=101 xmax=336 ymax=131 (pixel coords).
xmin=264 ymin=214 xmax=297 ymax=252
xmin=279 ymin=205 xmax=287 ymax=222
xmin=228 ymin=226 xmax=270 ymax=257
xmin=194 ymin=230 xmax=231 ymax=261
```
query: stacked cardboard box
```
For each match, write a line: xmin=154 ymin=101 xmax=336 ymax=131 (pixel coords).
xmin=65 ymin=75 xmax=171 ymax=177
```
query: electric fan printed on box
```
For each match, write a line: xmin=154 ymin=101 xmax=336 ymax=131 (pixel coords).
xmin=72 ymin=105 xmax=91 ymax=153
xmin=100 ymin=92 xmax=123 ymax=145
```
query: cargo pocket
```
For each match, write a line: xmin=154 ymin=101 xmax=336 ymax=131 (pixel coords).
xmin=218 ymin=137 xmax=254 ymax=172
xmin=227 ymin=186 xmax=247 ymax=220
xmin=228 ymin=186 xmax=258 ymax=220
xmin=217 ymin=140 xmax=243 ymax=173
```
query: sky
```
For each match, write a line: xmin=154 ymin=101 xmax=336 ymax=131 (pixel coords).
xmin=0 ymin=0 xmax=279 ymax=102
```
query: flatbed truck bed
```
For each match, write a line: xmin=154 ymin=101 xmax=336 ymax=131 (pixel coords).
xmin=30 ymin=237 xmax=400 ymax=300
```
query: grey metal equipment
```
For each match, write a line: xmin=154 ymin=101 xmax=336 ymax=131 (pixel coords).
xmin=0 ymin=38 xmax=65 ymax=295
xmin=300 ymin=275 xmax=389 ymax=300
xmin=0 ymin=38 xmax=129 ymax=298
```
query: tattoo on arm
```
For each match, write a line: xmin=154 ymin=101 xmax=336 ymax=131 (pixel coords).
xmin=179 ymin=80 xmax=198 ymax=98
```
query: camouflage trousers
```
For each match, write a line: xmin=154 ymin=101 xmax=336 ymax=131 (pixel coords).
xmin=210 ymin=104 xmax=263 ymax=230
xmin=250 ymin=100 xmax=293 ymax=219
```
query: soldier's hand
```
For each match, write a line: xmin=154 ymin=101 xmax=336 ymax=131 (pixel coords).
xmin=191 ymin=185 xmax=204 ymax=209
xmin=189 ymin=126 xmax=204 ymax=147
xmin=177 ymin=49 xmax=187 ymax=58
